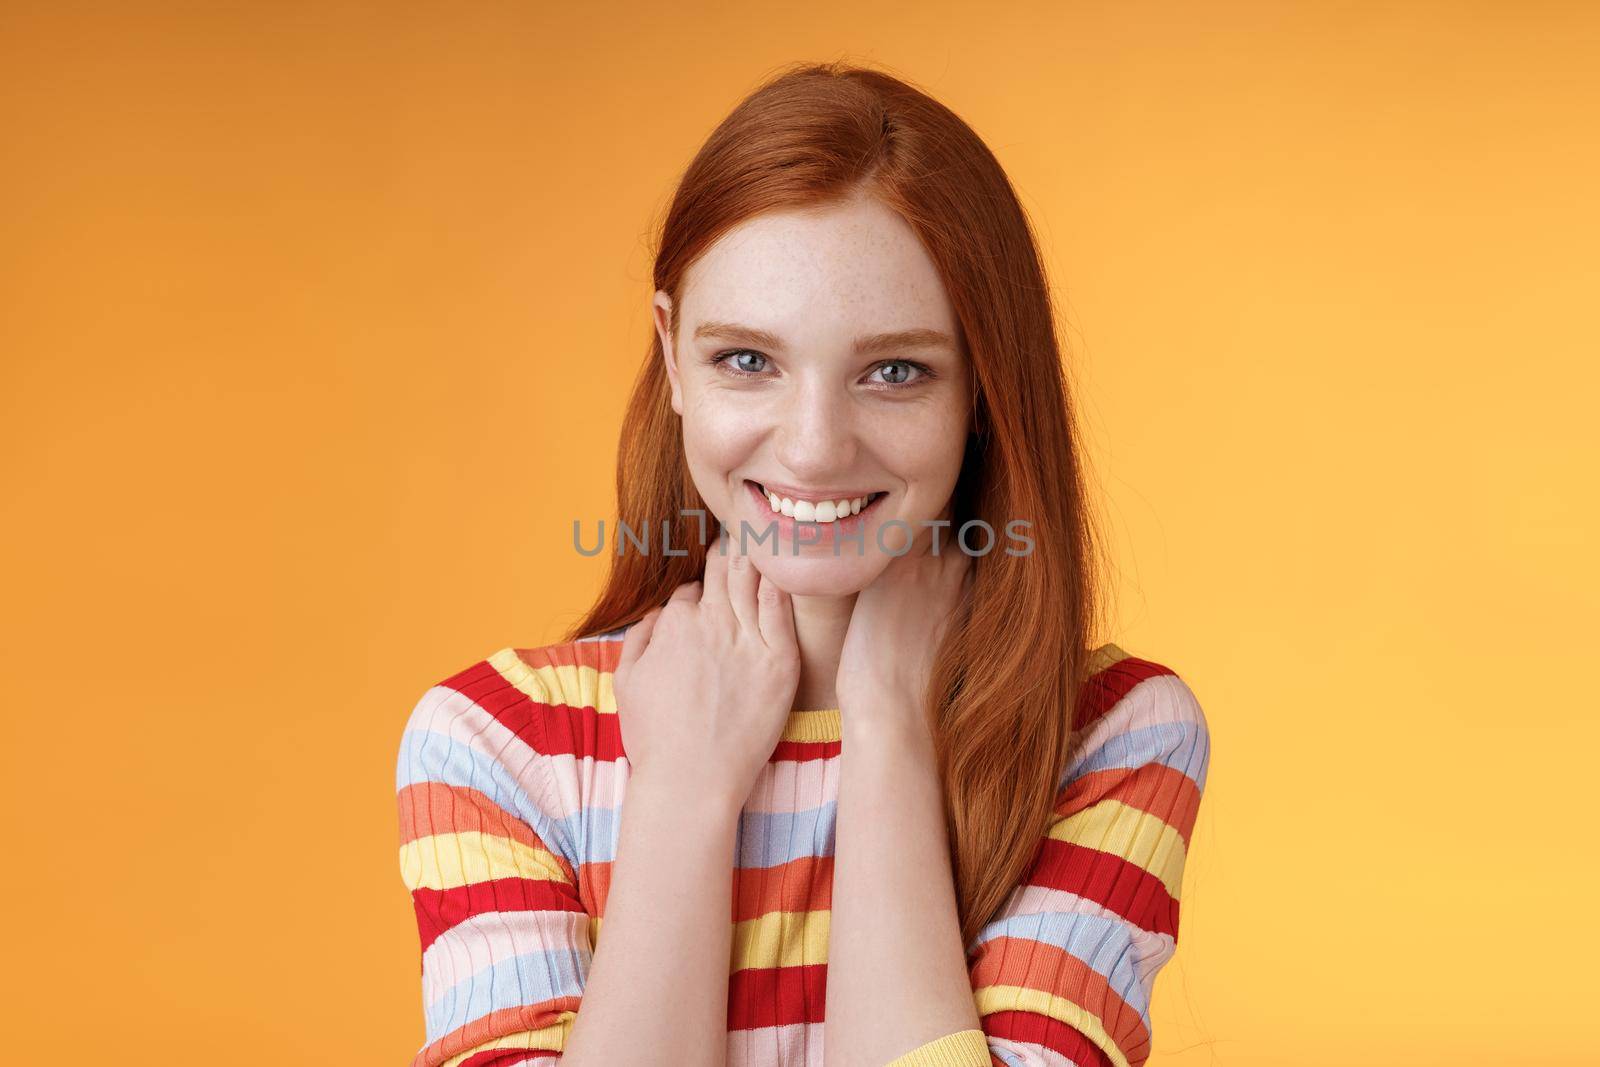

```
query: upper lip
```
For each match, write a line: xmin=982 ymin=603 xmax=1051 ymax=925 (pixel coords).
xmin=748 ymin=479 xmax=885 ymax=504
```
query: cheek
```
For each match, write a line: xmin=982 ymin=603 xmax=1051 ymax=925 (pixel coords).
xmin=879 ymin=407 xmax=969 ymax=491
xmin=681 ymin=394 xmax=765 ymax=483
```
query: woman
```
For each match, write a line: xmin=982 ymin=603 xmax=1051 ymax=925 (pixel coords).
xmin=397 ymin=62 xmax=1211 ymax=1067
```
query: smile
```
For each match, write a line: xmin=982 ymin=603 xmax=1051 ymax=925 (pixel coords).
xmin=744 ymin=480 xmax=888 ymax=528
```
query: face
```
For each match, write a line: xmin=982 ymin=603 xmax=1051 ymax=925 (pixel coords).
xmin=653 ymin=189 xmax=972 ymax=596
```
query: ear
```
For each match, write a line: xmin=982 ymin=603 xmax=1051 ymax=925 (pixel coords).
xmin=653 ymin=290 xmax=684 ymax=417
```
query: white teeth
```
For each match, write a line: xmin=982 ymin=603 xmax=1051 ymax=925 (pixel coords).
xmin=758 ymin=483 xmax=879 ymax=524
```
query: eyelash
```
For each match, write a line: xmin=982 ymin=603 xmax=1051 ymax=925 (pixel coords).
xmin=707 ymin=348 xmax=936 ymax=387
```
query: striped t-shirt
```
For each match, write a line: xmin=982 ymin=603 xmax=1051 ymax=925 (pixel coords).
xmin=396 ymin=628 xmax=1211 ymax=1067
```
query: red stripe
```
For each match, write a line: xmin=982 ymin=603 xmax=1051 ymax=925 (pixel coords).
xmin=971 ymin=934 xmax=1149 ymax=1060
xmin=537 ymin=698 xmax=625 ymax=761
xmin=771 ymin=737 xmax=841 ymax=761
xmin=398 ymin=781 xmax=560 ymax=855
xmin=732 ymin=854 xmax=834 ymax=921
xmin=1055 ymin=763 xmax=1204 ymax=848
xmin=1073 ymin=653 xmax=1175 ymax=733
xmin=520 ymin=693 xmax=842 ymax=766
xmin=411 ymin=878 xmax=586 ymax=955
xmin=442 ymin=662 xmax=552 ymax=752
xmin=411 ymin=1001 xmax=578 ymax=1067
xmin=981 ymin=1010 xmax=1116 ymax=1067
xmin=438 ymin=642 xmax=1163 ymax=765
xmin=1026 ymin=838 xmax=1180 ymax=939
xmin=520 ymin=638 xmax=624 ymax=674
xmin=458 ymin=1050 xmax=560 ymax=1066
xmin=726 ymin=963 xmax=828 ymax=1029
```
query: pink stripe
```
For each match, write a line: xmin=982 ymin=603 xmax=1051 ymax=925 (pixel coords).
xmin=410 ymin=686 xmax=552 ymax=809
xmin=990 ymin=1037 xmax=1089 ymax=1066
xmin=985 ymin=882 xmax=1178 ymax=1001
xmin=536 ymin=740 xmax=840 ymax=817
xmin=743 ymin=755 xmax=840 ymax=814
xmin=726 ymin=1021 xmax=825 ymax=1067
xmin=1066 ymin=674 xmax=1204 ymax=770
xmin=422 ymin=909 xmax=591 ymax=1008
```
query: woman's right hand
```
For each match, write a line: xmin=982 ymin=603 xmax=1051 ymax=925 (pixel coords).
xmin=612 ymin=545 xmax=801 ymax=810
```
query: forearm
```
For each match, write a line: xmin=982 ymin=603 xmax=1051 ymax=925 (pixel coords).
xmin=823 ymin=710 xmax=983 ymax=1066
xmin=561 ymin=773 xmax=741 ymax=1067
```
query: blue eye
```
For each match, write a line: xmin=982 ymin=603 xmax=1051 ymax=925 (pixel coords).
xmin=872 ymin=360 xmax=921 ymax=385
xmin=709 ymin=350 xmax=934 ymax=388
xmin=711 ymin=349 xmax=769 ymax=374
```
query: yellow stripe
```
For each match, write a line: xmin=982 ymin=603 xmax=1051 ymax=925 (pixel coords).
xmin=885 ymin=1028 xmax=990 ymax=1067
xmin=781 ymin=708 xmax=842 ymax=742
xmin=490 ymin=650 xmax=843 ymax=743
xmin=437 ymin=1019 xmax=572 ymax=1067
xmin=399 ymin=831 xmax=571 ymax=891
xmin=486 ymin=645 xmax=1129 ymax=724
xmin=729 ymin=908 xmax=831 ymax=970
xmin=1087 ymin=641 xmax=1130 ymax=675
xmin=1048 ymin=798 xmax=1189 ymax=900
xmin=486 ymin=646 xmax=551 ymax=703
xmin=531 ymin=662 xmax=614 ymax=714
xmin=590 ymin=909 xmax=831 ymax=970
xmin=588 ymin=908 xmax=832 ymax=972
xmin=975 ymin=985 xmax=1129 ymax=1067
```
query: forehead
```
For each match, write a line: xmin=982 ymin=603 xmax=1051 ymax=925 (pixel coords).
xmin=679 ymin=195 xmax=957 ymax=343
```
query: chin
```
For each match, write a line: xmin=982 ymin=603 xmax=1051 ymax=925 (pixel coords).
xmin=748 ymin=552 xmax=888 ymax=597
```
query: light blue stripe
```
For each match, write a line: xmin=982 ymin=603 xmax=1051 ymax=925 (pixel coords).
xmin=550 ymin=800 xmax=840 ymax=869
xmin=735 ymin=802 xmax=837 ymax=867
xmin=566 ymin=803 xmax=620 ymax=867
xmin=970 ymin=909 xmax=1154 ymax=1021
xmin=396 ymin=729 xmax=575 ymax=866
xmin=425 ymin=946 xmax=590 ymax=1040
xmin=1067 ymin=720 xmax=1208 ymax=793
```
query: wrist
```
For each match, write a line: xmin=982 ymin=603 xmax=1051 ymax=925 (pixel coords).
xmin=839 ymin=689 xmax=937 ymax=749
xmin=625 ymin=768 xmax=747 ymax=824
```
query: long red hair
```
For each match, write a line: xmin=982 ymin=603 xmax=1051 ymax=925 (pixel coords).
xmin=566 ymin=60 xmax=1110 ymax=948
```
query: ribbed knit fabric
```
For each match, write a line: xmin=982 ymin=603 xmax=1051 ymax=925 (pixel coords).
xmin=396 ymin=628 xmax=1210 ymax=1067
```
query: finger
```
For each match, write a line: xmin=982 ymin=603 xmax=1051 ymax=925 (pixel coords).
xmin=755 ymin=571 xmax=796 ymax=650
xmin=618 ymin=606 xmax=663 ymax=670
xmin=700 ymin=541 xmax=729 ymax=607
xmin=726 ymin=549 xmax=760 ymax=630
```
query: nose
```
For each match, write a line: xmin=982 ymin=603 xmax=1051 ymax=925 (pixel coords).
xmin=773 ymin=377 xmax=858 ymax=478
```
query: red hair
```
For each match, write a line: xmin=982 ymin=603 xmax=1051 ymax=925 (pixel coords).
xmin=567 ymin=60 xmax=1110 ymax=947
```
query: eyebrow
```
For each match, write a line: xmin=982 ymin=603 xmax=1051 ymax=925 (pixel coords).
xmin=692 ymin=320 xmax=956 ymax=357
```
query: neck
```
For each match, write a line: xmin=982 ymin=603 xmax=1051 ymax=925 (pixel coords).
xmin=789 ymin=591 xmax=857 ymax=711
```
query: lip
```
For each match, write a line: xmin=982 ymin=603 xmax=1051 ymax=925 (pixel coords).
xmin=749 ymin=479 xmax=887 ymax=505
xmin=739 ymin=479 xmax=888 ymax=546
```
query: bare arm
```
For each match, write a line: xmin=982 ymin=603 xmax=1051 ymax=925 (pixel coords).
xmin=563 ymin=547 xmax=798 ymax=1064
xmin=823 ymin=710 xmax=984 ymax=1067
xmin=560 ymin=772 xmax=743 ymax=1067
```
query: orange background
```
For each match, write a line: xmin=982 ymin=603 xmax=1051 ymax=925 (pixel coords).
xmin=3 ymin=2 xmax=1596 ymax=1064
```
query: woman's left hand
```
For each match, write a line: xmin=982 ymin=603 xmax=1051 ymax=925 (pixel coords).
xmin=835 ymin=516 xmax=973 ymax=732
